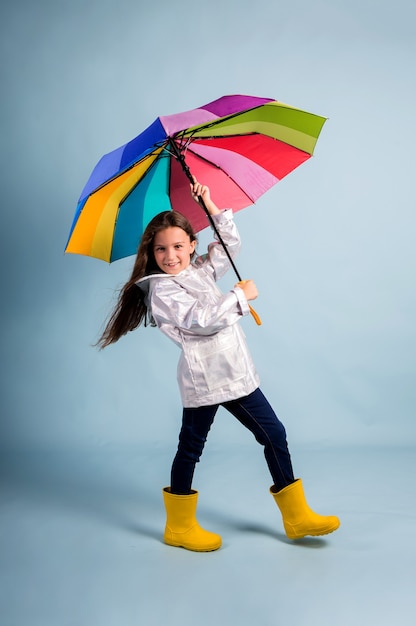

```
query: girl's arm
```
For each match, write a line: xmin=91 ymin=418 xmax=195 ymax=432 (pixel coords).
xmin=188 ymin=179 xmax=259 ymax=316
xmin=150 ymin=278 xmax=250 ymax=335
xmin=196 ymin=210 xmax=242 ymax=282
xmin=191 ymin=178 xmax=241 ymax=277
xmin=191 ymin=180 xmax=241 ymax=278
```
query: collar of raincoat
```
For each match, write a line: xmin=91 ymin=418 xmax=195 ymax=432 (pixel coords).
xmin=135 ymin=265 xmax=193 ymax=294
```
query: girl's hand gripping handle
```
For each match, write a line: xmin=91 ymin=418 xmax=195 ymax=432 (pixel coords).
xmin=235 ymin=280 xmax=262 ymax=326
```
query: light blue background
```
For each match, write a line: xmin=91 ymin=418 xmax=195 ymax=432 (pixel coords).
xmin=2 ymin=0 xmax=415 ymax=450
xmin=1 ymin=2 xmax=415 ymax=625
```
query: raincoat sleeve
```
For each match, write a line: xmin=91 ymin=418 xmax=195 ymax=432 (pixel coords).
xmin=150 ymin=279 xmax=249 ymax=336
xmin=195 ymin=209 xmax=241 ymax=282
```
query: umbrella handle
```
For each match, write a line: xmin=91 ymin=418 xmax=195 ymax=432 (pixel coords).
xmin=249 ymin=305 xmax=262 ymax=326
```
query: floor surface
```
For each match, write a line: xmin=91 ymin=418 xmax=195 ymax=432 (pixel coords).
xmin=1 ymin=445 xmax=415 ymax=626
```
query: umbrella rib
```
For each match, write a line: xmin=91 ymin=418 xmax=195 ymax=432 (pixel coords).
xmin=173 ymin=104 xmax=266 ymax=137
xmin=180 ymin=131 xmax=312 ymax=157
xmin=85 ymin=143 xmax=169 ymax=199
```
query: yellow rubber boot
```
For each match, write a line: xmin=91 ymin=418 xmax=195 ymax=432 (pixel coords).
xmin=162 ymin=488 xmax=222 ymax=552
xmin=270 ymin=479 xmax=340 ymax=539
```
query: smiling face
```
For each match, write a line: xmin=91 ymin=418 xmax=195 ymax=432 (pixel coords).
xmin=153 ymin=226 xmax=196 ymax=275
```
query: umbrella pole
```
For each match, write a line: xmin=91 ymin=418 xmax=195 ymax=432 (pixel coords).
xmin=169 ymin=139 xmax=242 ymax=281
xmin=197 ymin=198 xmax=244 ymax=281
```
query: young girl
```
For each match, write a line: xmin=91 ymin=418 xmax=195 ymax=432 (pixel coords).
xmin=98 ymin=180 xmax=340 ymax=551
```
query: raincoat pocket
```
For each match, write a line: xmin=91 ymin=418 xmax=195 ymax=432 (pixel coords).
xmin=189 ymin=327 xmax=247 ymax=393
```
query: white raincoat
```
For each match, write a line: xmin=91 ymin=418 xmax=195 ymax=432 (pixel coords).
xmin=137 ymin=210 xmax=260 ymax=407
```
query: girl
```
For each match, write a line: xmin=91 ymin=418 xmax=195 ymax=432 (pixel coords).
xmin=97 ymin=180 xmax=340 ymax=551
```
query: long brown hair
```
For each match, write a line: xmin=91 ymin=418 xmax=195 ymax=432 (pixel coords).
xmin=96 ymin=211 xmax=197 ymax=348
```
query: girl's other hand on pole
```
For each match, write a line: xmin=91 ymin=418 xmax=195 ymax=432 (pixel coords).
xmin=190 ymin=178 xmax=210 ymax=203
xmin=190 ymin=178 xmax=221 ymax=215
xmin=235 ymin=280 xmax=258 ymax=301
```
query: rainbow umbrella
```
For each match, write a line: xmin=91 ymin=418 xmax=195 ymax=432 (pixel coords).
xmin=66 ymin=94 xmax=326 ymax=266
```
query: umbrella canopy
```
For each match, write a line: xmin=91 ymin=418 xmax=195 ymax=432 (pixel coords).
xmin=65 ymin=94 xmax=326 ymax=263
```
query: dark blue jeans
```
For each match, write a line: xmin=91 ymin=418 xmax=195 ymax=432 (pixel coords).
xmin=170 ymin=388 xmax=295 ymax=494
